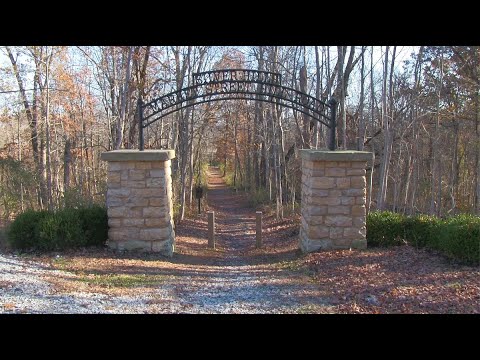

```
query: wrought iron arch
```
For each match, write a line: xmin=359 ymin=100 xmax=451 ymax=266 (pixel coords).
xmin=137 ymin=69 xmax=337 ymax=150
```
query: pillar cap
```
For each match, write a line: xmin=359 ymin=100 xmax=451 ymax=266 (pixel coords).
xmin=101 ymin=149 xmax=175 ymax=162
xmin=300 ymin=150 xmax=373 ymax=162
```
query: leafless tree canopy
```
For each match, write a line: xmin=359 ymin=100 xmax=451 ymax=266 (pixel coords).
xmin=0 ymin=46 xmax=479 ymax=221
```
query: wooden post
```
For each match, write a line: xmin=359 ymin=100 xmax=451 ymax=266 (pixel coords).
xmin=256 ymin=211 xmax=262 ymax=248
xmin=208 ymin=211 xmax=215 ymax=249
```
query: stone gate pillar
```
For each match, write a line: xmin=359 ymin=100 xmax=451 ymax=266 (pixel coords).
xmin=101 ymin=150 xmax=175 ymax=257
xmin=300 ymin=150 xmax=373 ymax=253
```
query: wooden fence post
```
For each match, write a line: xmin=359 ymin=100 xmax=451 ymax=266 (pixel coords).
xmin=208 ymin=211 xmax=215 ymax=249
xmin=256 ymin=211 xmax=262 ymax=248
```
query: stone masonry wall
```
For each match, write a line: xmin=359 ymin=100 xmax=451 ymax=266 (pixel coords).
xmin=101 ymin=150 xmax=175 ymax=257
xmin=299 ymin=150 xmax=372 ymax=253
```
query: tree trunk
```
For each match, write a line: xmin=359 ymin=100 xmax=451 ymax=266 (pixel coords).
xmin=377 ymin=46 xmax=390 ymax=210
xmin=357 ymin=46 xmax=366 ymax=151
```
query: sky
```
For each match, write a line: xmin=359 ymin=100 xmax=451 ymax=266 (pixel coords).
xmin=0 ymin=46 xmax=419 ymax=111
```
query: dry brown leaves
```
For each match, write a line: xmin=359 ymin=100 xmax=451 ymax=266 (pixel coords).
xmin=304 ymin=246 xmax=480 ymax=313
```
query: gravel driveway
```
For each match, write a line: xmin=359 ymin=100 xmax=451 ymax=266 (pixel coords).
xmin=0 ymin=252 xmax=328 ymax=314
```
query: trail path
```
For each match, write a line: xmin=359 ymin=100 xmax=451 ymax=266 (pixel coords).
xmin=165 ymin=167 xmax=328 ymax=313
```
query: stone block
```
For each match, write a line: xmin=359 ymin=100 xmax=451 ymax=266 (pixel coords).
xmin=128 ymin=169 xmax=146 ymax=181
xmin=126 ymin=197 xmax=149 ymax=207
xmin=329 ymin=227 xmax=344 ymax=239
xmin=132 ymin=188 xmax=167 ymax=198
xmin=309 ymin=169 xmax=325 ymax=177
xmin=151 ymin=160 xmax=171 ymax=169
xmin=108 ymin=228 xmax=138 ymax=242
xmin=135 ymin=162 xmax=152 ymax=169
xmin=340 ymin=196 xmax=355 ymax=205
xmin=152 ymin=238 xmax=174 ymax=257
xmin=325 ymin=215 xmax=352 ymax=227
xmin=346 ymin=168 xmax=366 ymax=176
xmin=108 ymin=207 xmax=125 ymax=218
xmin=122 ymin=180 xmax=145 ymax=188
xmin=327 ymin=205 xmax=351 ymax=215
xmin=108 ymin=218 xmax=121 ymax=228
xmin=306 ymin=225 xmax=330 ymax=239
xmin=355 ymin=196 xmax=366 ymax=205
xmin=351 ymin=239 xmax=367 ymax=249
xmin=146 ymin=178 xmax=164 ymax=187
xmin=149 ymin=169 xmax=165 ymax=178
xmin=336 ymin=177 xmax=351 ymax=189
xmin=352 ymin=205 xmax=366 ymax=216
xmin=106 ymin=196 xmax=125 ymax=207
xmin=311 ymin=189 xmax=330 ymax=197
xmin=344 ymin=188 xmax=365 ymax=197
xmin=143 ymin=206 xmax=166 ymax=218
xmin=311 ymin=177 xmax=336 ymax=189
xmin=352 ymin=161 xmax=368 ymax=168
xmin=300 ymin=232 xmax=333 ymax=253
xmin=310 ymin=197 xmax=341 ymax=206
xmin=120 ymin=170 xmax=129 ymax=181
xmin=351 ymin=176 xmax=366 ymax=189
xmin=343 ymin=227 xmax=363 ymax=238
xmin=116 ymin=240 xmax=152 ymax=252
xmin=323 ymin=161 xmax=339 ymax=167
xmin=101 ymin=150 xmax=175 ymax=162
xmin=304 ymin=204 xmax=328 ymax=216
xmin=145 ymin=218 xmax=170 ymax=227
xmin=353 ymin=216 xmax=366 ymax=227
xmin=123 ymin=218 xmax=145 ymax=227
xmin=108 ymin=171 xmax=121 ymax=183
xmin=149 ymin=198 xmax=167 ymax=207
xmin=325 ymin=168 xmax=345 ymax=177
xmin=140 ymin=227 xmax=172 ymax=241
xmin=126 ymin=207 xmax=143 ymax=218
xmin=108 ymin=188 xmax=130 ymax=198
xmin=333 ymin=238 xmax=353 ymax=248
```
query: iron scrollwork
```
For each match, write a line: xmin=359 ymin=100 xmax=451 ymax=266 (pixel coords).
xmin=138 ymin=69 xmax=337 ymax=151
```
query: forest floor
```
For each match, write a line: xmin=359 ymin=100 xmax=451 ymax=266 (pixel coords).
xmin=0 ymin=167 xmax=478 ymax=314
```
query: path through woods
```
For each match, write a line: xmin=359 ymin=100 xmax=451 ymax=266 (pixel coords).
xmin=1 ymin=167 xmax=478 ymax=314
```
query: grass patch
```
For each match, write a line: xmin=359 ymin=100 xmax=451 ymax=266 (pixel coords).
xmin=275 ymin=258 xmax=304 ymax=271
xmin=295 ymin=303 xmax=329 ymax=314
xmin=51 ymin=256 xmax=72 ymax=270
xmin=76 ymin=273 xmax=166 ymax=288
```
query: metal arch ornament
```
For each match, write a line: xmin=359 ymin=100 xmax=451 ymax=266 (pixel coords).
xmin=137 ymin=69 xmax=337 ymax=151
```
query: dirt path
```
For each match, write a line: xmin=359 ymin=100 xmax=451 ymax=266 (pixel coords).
xmin=205 ymin=167 xmax=259 ymax=259
xmin=163 ymin=166 xmax=329 ymax=312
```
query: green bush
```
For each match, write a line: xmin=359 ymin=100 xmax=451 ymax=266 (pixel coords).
xmin=37 ymin=208 xmax=85 ymax=250
xmin=433 ymin=215 xmax=480 ymax=264
xmin=403 ymin=214 xmax=440 ymax=248
xmin=77 ymin=205 xmax=108 ymax=246
xmin=366 ymin=211 xmax=406 ymax=247
xmin=7 ymin=206 xmax=107 ymax=251
xmin=6 ymin=210 xmax=50 ymax=249
xmin=367 ymin=211 xmax=480 ymax=265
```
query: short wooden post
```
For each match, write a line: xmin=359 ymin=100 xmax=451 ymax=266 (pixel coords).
xmin=207 ymin=211 xmax=215 ymax=249
xmin=256 ymin=211 xmax=262 ymax=248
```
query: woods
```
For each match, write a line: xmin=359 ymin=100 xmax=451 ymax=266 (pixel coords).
xmin=1 ymin=46 xmax=479 ymax=223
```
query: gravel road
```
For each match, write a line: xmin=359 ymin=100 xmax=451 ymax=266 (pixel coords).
xmin=0 ymin=252 xmax=328 ymax=314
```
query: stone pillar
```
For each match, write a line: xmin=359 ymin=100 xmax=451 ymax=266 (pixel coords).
xmin=299 ymin=150 xmax=373 ymax=253
xmin=100 ymin=150 xmax=175 ymax=257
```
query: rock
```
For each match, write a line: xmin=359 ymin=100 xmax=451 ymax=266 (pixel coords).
xmin=365 ymin=295 xmax=380 ymax=306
